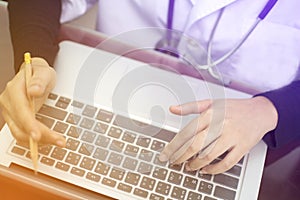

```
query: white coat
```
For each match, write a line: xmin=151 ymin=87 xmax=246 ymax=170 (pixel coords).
xmin=60 ymin=0 xmax=300 ymax=92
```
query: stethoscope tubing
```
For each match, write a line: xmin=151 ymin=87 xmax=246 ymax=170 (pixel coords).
xmin=162 ymin=0 xmax=278 ymax=80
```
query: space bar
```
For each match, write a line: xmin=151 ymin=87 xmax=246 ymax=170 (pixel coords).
xmin=113 ymin=115 xmax=176 ymax=142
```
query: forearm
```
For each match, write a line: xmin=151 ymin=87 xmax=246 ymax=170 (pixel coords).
xmin=256 ymin=80 xmax=300 ymax=148
xmin=8 ymin=0 xmax=61 ymax=72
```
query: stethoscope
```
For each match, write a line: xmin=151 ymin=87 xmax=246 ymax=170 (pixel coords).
xmin=155 ymin=0 xmax=278 ymax=81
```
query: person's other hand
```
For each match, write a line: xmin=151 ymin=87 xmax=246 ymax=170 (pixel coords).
xmin=159 ymin=97 xmax=278 ymax=174
xmin=0 ymin=57 xmax=66 ymax=147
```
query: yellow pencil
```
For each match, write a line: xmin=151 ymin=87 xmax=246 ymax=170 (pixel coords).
xmin=24 ymin=52 xmax=38 ymax=174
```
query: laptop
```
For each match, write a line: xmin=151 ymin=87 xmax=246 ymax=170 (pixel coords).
xmin=0 ymin=40 xmax=267 ymax=200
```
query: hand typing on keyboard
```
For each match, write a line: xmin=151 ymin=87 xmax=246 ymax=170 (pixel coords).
xmin=159 ymin=97 xmax=278 ymax=174
xmin=0 ymin=57 xmax=66 ymax=147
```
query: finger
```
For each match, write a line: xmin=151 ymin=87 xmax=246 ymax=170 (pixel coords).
xmin=159 ymin=115 xmax=208 ymax=162
xmin=200 ymin=147 xmax=245 ymax=174
xmin=28 ymin=62 xmax=56 ymax=97
xmin=170 ymin=130 xmax=207 ymax=164
xmin=185 ymin=136 xmax=232 ymax=172
xmin=38 ymin=122 xmax=66 ymax=147
xmin=170 ymin=99 xmax=212 ymax=115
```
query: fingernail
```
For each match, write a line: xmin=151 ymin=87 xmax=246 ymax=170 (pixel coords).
xmin=56 ymin=140 xmax=65 ymax=147
xmin=159 ymin=153 xmax=168 ymax=162
xmin=200 ymin=169 xmax=208 ymax=174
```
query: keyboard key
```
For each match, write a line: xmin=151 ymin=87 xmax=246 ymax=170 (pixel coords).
xmin=93 ymin=147 xmax=109 ymax=161
xmin=108 ymin=127 xmax=122 ymax=138
xmin=79 ymin=143 xmax=94 ymax=156
xmin=113 ymin=115 xmax=176 ymax=142
xmin=110 ymin=167 xmax=125 ymax=180
xmin=55 ymin=162 xmax=70 ymax=171
xmin=168 ymin=163 xmax=183 ymax=171
xmin=125 ymin=172 xmax=141 ymax=186
xmin=66 ymin=113 xmax=81 ymax=125
xmin=153 ymin=167 xmax=168 ymax=180
xmin=65 ymin=152 xmax=81 ymax=165
xmin=102 ymin=178 xmax=116 ymax=188
xmin=213 ymin=174 xmax=239 ymax=189
xmin=140 ymin=176 xmax=156 ymax=191
xmin=150 ymin=193 xmax=165 ymax=200
xmin=183 ymin=167 xmax=197 ymax=176
xmin=16 ymin=141 xmax=29 ymax=149
xmin=95 ymin=162 xmax=110 ymax=175
xmin=168 ymin=171 xmax=183 ymax=185
xmin=136 ymin=137 xmax=151 ymax=148
xmin=154 ymin=154 xmax=167 ymax=166
xmin=122 ymin=157 xmax=138 ymax=171
xmin=133 ymin=188 xmax=148 ymax=198
xmin=80 ymin=117 xmax=95 ymax=130
xmin=38 ymin=105 xmax=67 ymax=121
xmin=171 ymin=186 xmax=187 ymax=200
xmin=81 ymin=130 xmax=96 ymax=143
xmin=151 ymin=140 xmax=165 ymax=152
xmin=121 ymin=131 xmax=136 ymax=143
xmin=38 ymin=145 xmax=53 ymax=155
xmin=26 ymin=151 xmax=40 ymax=160
xmin=124 ymin=144 xmax=139 ymax=157
xmin=65 ymin=138 xmax=80 ymax=151
xmin=96 ymin=109 xmax=113 ymax=123
xmin=40 ymin=157 xmax=55 ymax=166
xmin=183 ymin=176 xmax=198 ymax=190
xmin=139 ymin=149 xmax=153 ymax=162
xmin=137 ymin=162 xmax=153 ymax=175
xmin=117 ymin=183 xmax=132 ymax=193
xmin=71 ymin=167 xmax=85 ymax=177
xmin=53 ymin=121 xmax=69 ymax=134
xmin=36 ymin=114 xmax=55 ymax=128
xmin=11 ymin=146 xmax=26 ymax=156
xmin=51 ymin=147 xmax=67 ymax=160
xmin=109 ymin=140 xmax=125 ymax=152
xmin=204 ymin=196 xmax=217 ymax=200
xmin=214 ymin=186 xmax=236 ymax=200
xmin=155 ymin=181 xmax=171 ymax=196
xmin=238 ymin=157 xmax=244 ymax=165
xmin=108 ymin=152 xmax=123 ymax=165
xmin=48 ymin=93 xmax=58 ymax=100
xmin=86 ymin=172 xmax=100 ymax=182
xmin=55 ymin=96 xmax=71 ymax=109
xmin=71 ymin=100 xmax=84 ymax=108
xmin=93 ymin=122 xmax=108 ymax=134
xmin=198 ymin=173 xmax=212 ymax=181
xmin=82 ymin=105 xmax=97 ymax=118
xmin=187 ymin=191 xmax=202 ymax=200
xmin=226 ymin=165 xmax=242 ymax=177
xmin=67 ymin=126 xmax=82 ymax=138
xmin=95 ymin=135 xmax=110 ymax=148
xmin=80 ymin=157 xmax=96 ymax=170
xmin=199 ymin=181 xmax=213 ymax=195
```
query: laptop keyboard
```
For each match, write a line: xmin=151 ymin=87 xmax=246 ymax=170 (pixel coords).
xmin=9 ymin=93 xmax=244 ymax=200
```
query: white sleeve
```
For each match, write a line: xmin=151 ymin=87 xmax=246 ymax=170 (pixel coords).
xmin=60 ymin=0 xmax=98 ymax=23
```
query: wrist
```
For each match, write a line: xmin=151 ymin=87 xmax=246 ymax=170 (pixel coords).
xmin=252 ymin=96 xmax=278 ymax=132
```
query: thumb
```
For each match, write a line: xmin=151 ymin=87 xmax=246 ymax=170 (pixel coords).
xmin=27 ymin=58 xmax=56 ymax=97
xmin=170 ymin=99 xmax=212 ymax=115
